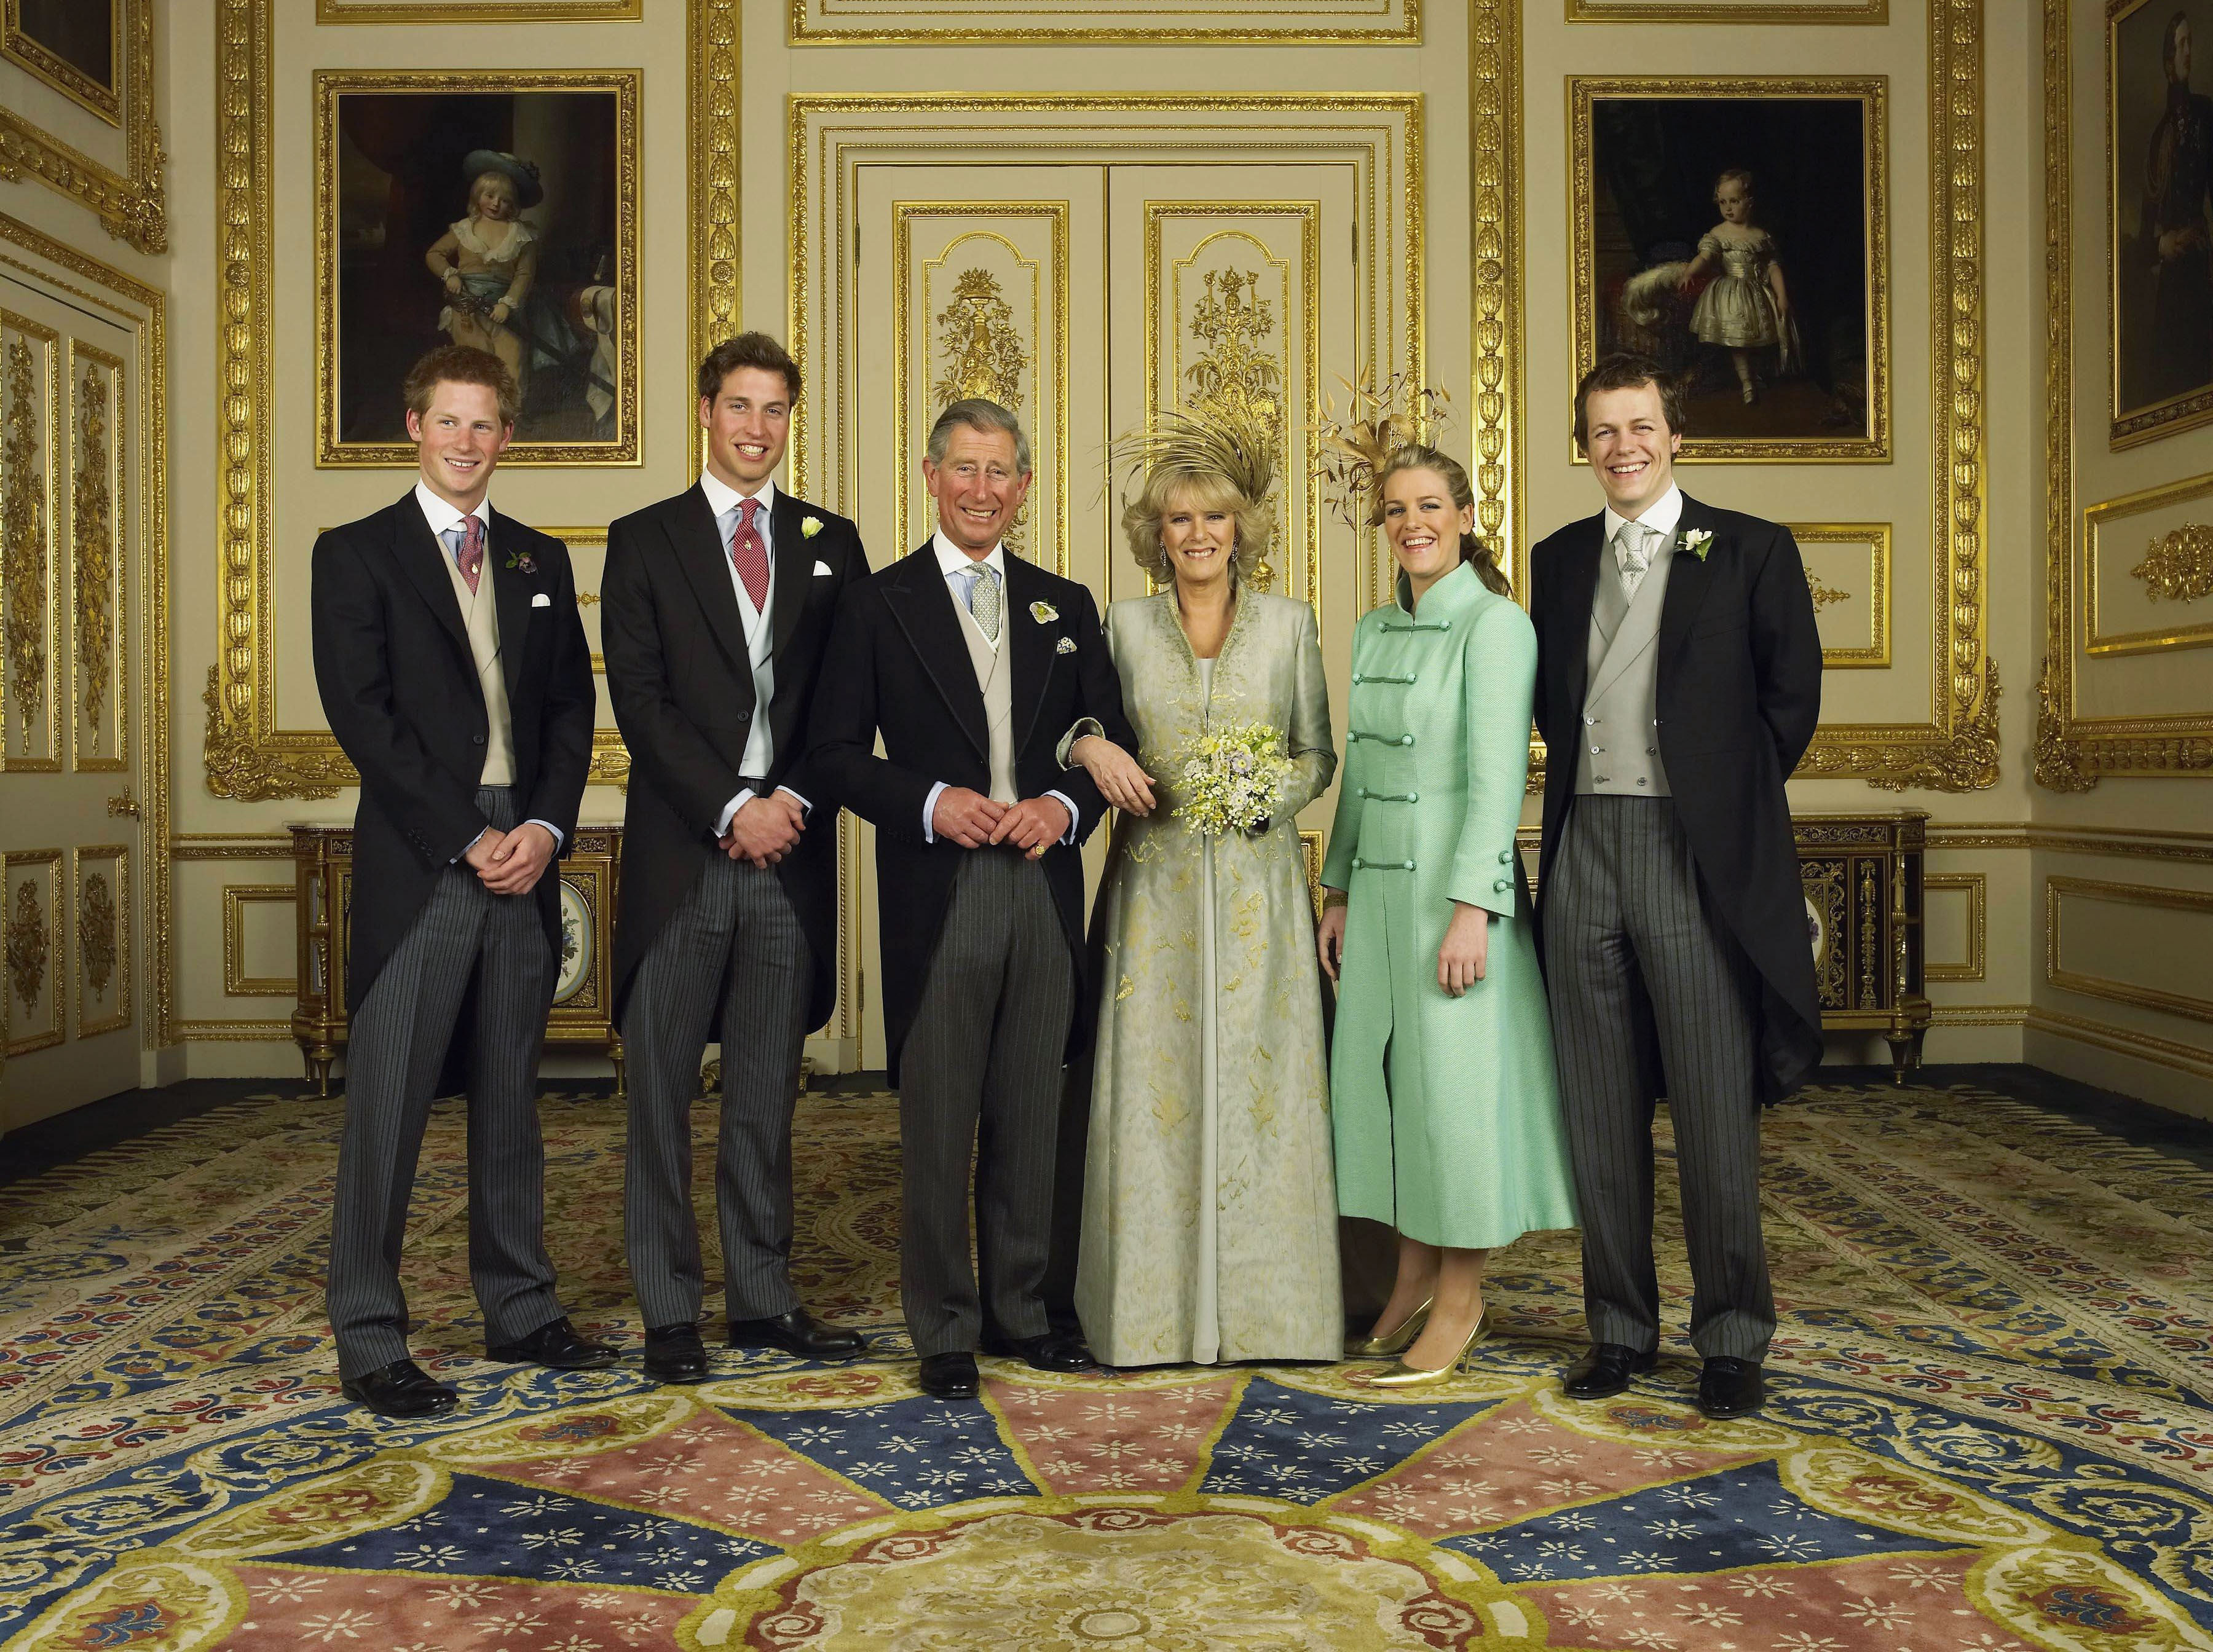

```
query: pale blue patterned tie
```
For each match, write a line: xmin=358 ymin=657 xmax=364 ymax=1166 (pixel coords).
xmin=965 ymin=562 xmax=1002 ymax=642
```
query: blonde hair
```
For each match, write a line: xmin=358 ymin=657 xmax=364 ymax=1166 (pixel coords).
xmin=1371 ymin=444 xmax=1512 ymax=599
xmin=1122 ymin=466 xmax=1271 ymax=586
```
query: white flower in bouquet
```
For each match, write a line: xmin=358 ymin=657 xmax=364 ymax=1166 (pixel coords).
xmin=1171 ymin=720 xmax=1292 ymax=838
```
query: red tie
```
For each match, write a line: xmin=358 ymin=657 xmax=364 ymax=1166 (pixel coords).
xmin=729 ymin=497 xmax=768 ymax=611
xmin=455 ymin=515 xmax=484 ymax=596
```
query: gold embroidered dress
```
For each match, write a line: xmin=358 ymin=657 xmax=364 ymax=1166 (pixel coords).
xmin=1072 ymin=588 xmax=1341 ymax=1365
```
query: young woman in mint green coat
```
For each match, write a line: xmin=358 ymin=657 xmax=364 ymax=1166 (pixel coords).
xmin=1317 ymin=446 xmax=1578 ymax=1386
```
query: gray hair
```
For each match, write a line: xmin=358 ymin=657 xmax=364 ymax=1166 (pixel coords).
xmin=927 ymin=397 xmax=1032 ymax=473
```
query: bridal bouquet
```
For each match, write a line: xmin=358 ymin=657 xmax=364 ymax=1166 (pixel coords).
xmin=1172 ymin=721 xmax=1292 ymax=838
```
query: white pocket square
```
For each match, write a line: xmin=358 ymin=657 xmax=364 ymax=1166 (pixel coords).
xmin=812 ymin=560 xmax=834 ymax=576
xmin=1055 ymin=636 xmax=1077 ymax=655
xmin=531 ymin=592 xmax=551 ymax=608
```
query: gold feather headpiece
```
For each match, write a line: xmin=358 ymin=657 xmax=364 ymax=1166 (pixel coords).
xmin=1315 ymin=366 xmax=1452 ymax=527
xmin=1106 ymin=405 xmax=1279 ymax=510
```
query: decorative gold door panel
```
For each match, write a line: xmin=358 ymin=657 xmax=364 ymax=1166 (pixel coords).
xmin=0 ymin=273 xmax=143 ymax=1129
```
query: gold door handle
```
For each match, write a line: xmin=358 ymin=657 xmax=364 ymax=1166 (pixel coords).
xmin=106 ymin=787 xmax=140 ymax=818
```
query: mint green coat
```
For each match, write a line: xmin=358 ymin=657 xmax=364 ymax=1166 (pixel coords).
xmin=1320 ymin=561 xmax=1579 ymax=1249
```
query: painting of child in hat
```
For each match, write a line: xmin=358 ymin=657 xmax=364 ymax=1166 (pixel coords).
xmin=321 ymin=77 xmax=636 ymax=463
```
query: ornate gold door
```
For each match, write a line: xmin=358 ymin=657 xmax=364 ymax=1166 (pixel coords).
xmin=1 ymin=275 xmax=144 ymax=1128
xmin=837 ymin=161 xmax=1368 ymax=1068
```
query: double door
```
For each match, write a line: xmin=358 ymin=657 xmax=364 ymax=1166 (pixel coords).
xmin=830 ymin=162 xmax=1368 ymax=1064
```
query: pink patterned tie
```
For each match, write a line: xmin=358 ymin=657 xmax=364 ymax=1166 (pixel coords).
xmin=455 ymin=514 xmax=485 ymax=596
xmin=729 ymin=497 xmax=769 ymax=611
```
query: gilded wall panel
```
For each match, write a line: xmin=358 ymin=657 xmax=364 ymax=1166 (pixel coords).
xmin=1 ymin=309 xmax=59 ymax=772
xmin=317 ymin=0 xmax=642 ymax=18
xmin=1793 ymin=522 xmax=1892 ymax=670
xmin=222 ymin=883 xmax=296 ymax=997
xmin=1924 ymin=871 xmax=1986 ymax=982
xmin=2081 ymin=471 xmax=2213 ymax=659
xmin=2046 ymin=875 xmax=2213 ymax=1026
xmin=72 ymin=842 xmax=128 ymax=1038
xmin=789 ymin=0 xmax=1418 ymax=44
xmin=4 ymin=846 xmax=61 ymax=1055
xmin=1568 ymin=1 xmax=1884 ymax=18
xmin=66 ymin=340 xmax=121 ymax=774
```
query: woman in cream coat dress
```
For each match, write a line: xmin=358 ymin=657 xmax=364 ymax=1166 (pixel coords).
xmin=1318 ymin=445 xmax=1578 ymax=1387
xmin=1062 ymin=415 xmax=1343 ymax=1366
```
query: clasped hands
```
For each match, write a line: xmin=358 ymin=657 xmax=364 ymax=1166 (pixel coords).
xmin=931 ymin=787 xmax=1068 ymax=857
xmin=462 ymin=822 xmax=558 ymax=895
xmin=721 ymin=790 xmax=807 ymax=868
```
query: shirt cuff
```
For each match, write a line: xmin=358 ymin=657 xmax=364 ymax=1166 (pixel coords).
xmin=922 ymin=780 xmax=949 ymax=844
xmin=1057 ymin=717 xmax=1105 ymax=770
xmin=716 ymin=788 xmax=757 ymax=837
xmin=523 ymin=819 xmax=566 ymax=852
xmin=1046 ymin=789 xmax=1080 ymax=845
xmin=775 ymin=784 xmax=813 ymax=820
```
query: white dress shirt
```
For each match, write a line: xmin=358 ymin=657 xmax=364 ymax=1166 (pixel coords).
xmin=698 ymin=468 xmax=809 ymax=836
xmin=412 ymin=481 xmax=563 ymax=858
xmin=921 ymin=532 xmax=1078 ymax=846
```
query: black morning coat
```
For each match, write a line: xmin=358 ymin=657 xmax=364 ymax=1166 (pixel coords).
xmin=1528 ymin=492 xmax=1826 ymax=1104
xmin=804 ymin=543 xmax=1138 ymax=1083
xmin=599 ymin=486 xmax=869 ymax=1036
xmin=310 ymin=492 xmax=596 ymax=1025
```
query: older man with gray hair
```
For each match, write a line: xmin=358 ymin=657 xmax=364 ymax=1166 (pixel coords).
xmin=808 ymin=398 xmax=1135 ymax=1398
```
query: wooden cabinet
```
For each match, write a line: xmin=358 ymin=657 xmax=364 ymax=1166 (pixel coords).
xmin=1793 ymin=810 xmax=1931 ymax=1082
xmin=288 ymin=824 xmax=625 ymax=1096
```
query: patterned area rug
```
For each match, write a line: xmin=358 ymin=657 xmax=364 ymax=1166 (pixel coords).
xmin=2 ymin=1081 xmax=2211 ymax=1650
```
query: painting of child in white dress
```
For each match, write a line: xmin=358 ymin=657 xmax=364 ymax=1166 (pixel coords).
xmin=320 ymin=79 xmax=637 ymax=465
xmin=1576 ymin=87 xmax=1884 ymax=458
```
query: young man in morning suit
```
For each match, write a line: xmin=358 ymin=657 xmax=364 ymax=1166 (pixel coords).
xmin=602 ymin=334 xmax=869 ymax=1385
xmin=314 ymin=345 xmax=611 ymax=1419
xmin=808 ymin=398 xmax=1137 ymax=1399
xmin=1529 ymin=353 xmax=1823 ymax=1421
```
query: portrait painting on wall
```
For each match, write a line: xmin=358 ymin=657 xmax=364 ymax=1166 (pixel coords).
xmin=2110 ymin=0 xmax=2213 ymax=447
xmin=2 ymin=0 xmax=120 ymax=123
xmin=316 ymin=71 xmax=639 ymax=467
xmin=1571 ymin=79 xmax=1888 ymax=462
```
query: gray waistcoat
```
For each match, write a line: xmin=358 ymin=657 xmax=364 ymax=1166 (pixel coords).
xmin=955 ymin=592 xmax=1019 ymax=804
xmin=1574 ymin=531 xmax=1673 ymax=797
xmin=438 ymin=538 xmax=516 ymax=787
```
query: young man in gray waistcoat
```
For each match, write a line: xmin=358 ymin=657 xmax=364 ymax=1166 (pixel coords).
xmin=1527 ymin=354 xmax=1823 ymax=1420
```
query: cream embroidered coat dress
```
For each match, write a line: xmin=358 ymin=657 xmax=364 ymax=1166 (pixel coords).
xmin=1322 ymin=561 xmax=1579 ymax=1249
xmin=1073 ymin=588 xmax=1343 ymax=1365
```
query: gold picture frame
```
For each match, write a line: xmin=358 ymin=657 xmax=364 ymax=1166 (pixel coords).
xmin=4 ymin=0 xmax=119 ymax=125
xmin=1568 ymin=0 xmax=1885 ymax=19
xmin=788 ymin=0 xmax=1419 ymax=45
xmin=1568 ymin=75 xmax=1890 ymax=464
xmin=317 ymin=0 xmax=642 ymax=18
xmin=0 ymin=0 xmax=161 ymax=252
xmin=314 ymin=69 xmax=642 ymax=469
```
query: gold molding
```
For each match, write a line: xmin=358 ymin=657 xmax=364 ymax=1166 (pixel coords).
xmin=2042 ymin=0 xmax=2213 ymax=785
xmin=690 ymin=0 xmax=739 ymax=478
xmin=0 ymin=0 xmax=162 ymax=253
xmin=1927 ymin=821 xmax=2213 ymax=862
xmin=1791 ymin=521 xmax=1891 ymax=669
xmin=223 ymin=883 xmax=296 ymax=997
xmin=3 ymin=0 xmax=120 ymax=125
xmin=0 ymin=209 xmax=169 ymax=1049
xmin=2027 ymin=1004 xmax=2213 ymax=1079
xmin=312 ymin=69 xmax=642 ymax=469
xmin=1566 ymin=75 xmax=1891 ymax=465
xmin=1472 ymin=0 xmax=1522 ymax=588
xmin=73 ymin=841 xmax=128 ymax=1037
xmin=2046 ymin=874 xmax=2213 ymax=1025
xmin=171 ymin=833 xmax=291 ymax=861
xmin=1933 ymin=1002 xmax=2031 ymax=1027
xmin=2081 ymin=471 xmax=2213 ymax=656
xmin=788 ymin=0 xmax=1420 ymax=45
xmin=1 ymin=307 xmax=60 ymax=773
xmin=68 ymin=339 xmax=122 ymax=774
xmin=1925 ymin=871 xmax=1986 ymax=982
xmin=1568 ymin=0 xmax=1884 ymax=17
xmin=170 ymin=1017 xmax=296 ymax=1041
xmin=4 ymin=845 xmax=60 ymax=1054
xmin=316 ymin=0 xmax=642 ymax=18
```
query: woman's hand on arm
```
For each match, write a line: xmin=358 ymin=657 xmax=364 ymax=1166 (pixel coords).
xmin=1437 ymin=900 xmax=1491 ymax=997
xmin=1071 ymin=734 xmax=1156 ymax=817
xmin=1317 ymin=892 xmax=1347 ymax=981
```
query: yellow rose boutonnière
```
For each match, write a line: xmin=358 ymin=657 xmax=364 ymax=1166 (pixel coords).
xmin=1030 ymin=600 xmax=1059 ymax=624
xmin=801 ymin=516 xmax=824 ymax=539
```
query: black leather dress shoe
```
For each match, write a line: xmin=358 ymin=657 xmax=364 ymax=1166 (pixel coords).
xmin=1697 ymin=1356 xmax=1765 ymax=1419
xmin=981 ymin=1330 xmax=1095 ymax=1373
xmin=918 ymin=1351 xmax=981 ymax=1399
xmin=643 ymin=1322 xmax=710 ymax=1384
xmin=487 ymin=1316 xmax=617 ymax=1370
xmin=1561 ymin=1342 xmax=1660 ymax=1400
xmin=728 ymin=1307 xmax=864 ymax=1361
xmin=341 ymin=1358 xmax=459 ymax=1419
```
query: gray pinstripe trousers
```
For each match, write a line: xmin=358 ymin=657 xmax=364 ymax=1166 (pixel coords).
xmin=623 ymin=848 xmax=813 ymax=1329
xmin=900 ymin=848 xmax=1075 ymax=1357
xmin=1542 ymin=795 xmax=1775 ymax=1361
xmin=327 ymin=787 xmax=563 ymax=1379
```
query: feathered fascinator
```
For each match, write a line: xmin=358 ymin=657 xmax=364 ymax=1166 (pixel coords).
xmin=1315 ymin=366 xmax=1451 ymax=527
xmin=1106 ymin=405 xmax=1279 ymax=509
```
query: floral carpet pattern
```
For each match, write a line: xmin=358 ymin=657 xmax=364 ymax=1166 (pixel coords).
xmin=2 ymin=1080 xmax=2211 ymax=1649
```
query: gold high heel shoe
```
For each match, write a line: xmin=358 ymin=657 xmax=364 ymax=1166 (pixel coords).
xmin=1346 ymin=1295 xmax=1435 ymax=1358
xmin=1357 ymin=1307 xmax=1491 ymax=1390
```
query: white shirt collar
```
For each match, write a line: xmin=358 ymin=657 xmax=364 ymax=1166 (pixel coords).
xmin=701 ymin=468 xmax=776 ymax=527
xmin=1603 ymin=482 xmax=1684 ymax=546
xmin=414 ymin=479 xmax=492 ymax=541
xmin=932 ymin=530 xmax=1005 ymax=583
